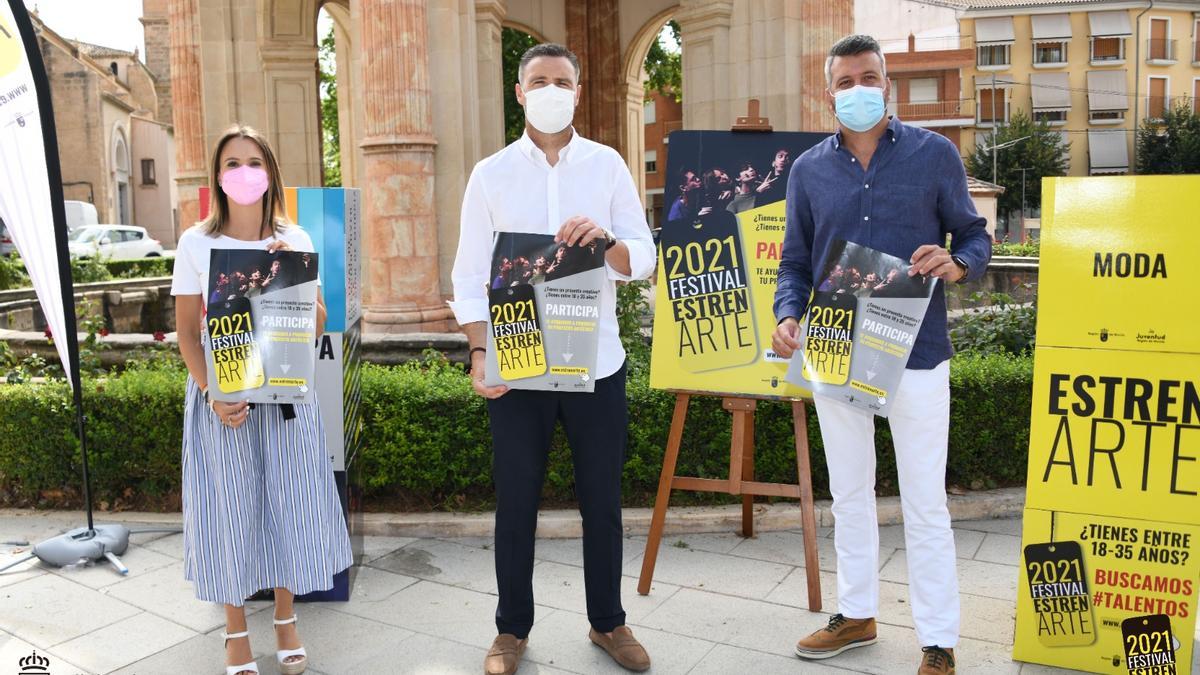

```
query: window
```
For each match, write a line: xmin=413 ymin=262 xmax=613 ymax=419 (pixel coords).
xmin=1148 ymin=18 xmax=1172 ymax=61
xmin=976 ymin=87 xmax=1009 ymax=125
xmin=1147 ymin=77 xmax=1168 ymax=119
xmin=645 ymin=149 xmax=657 ymax=174
xmin=109 ymin=62 xmax=118 ymax=76
xmin=909 ymin=78 xmax=938 ymax=103
xmin=1033 ymin=110 xmax=1068 ymax=123
xmin=1089 ymin=110 xmax=1125 ymax=122
xmin=140 ymin=158 xmax=156 ymax=185
xmin=1193 ymin=79 xmax=1199 ymax=112
xmin=1194 ymin=19 xmax=1200 ymax=62
xmin=644 ymin=99 xmax=656 ymax=125
xmin=977 ymin=44 xmax=1010 ymax=67
xmin=1091 ymin=37 xmax=1125 ymax=62
xmin=1033 ymin=41 xmax=1068 ymax=65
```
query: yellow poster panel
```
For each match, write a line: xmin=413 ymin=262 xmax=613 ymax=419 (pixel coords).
xmin=1014 ymin=508 xmax=1199 ymax=673
xmin=1038 ymin=176 xmax=1200 ymax=355
xmin=1024 ymin=346 xmax=1200 ymax=524
xmin=650 ymin=200 xmax=810 ymax=398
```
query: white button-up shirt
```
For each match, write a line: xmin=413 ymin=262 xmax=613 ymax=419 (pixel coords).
xmin=449 ymin=130 xmax=656 ymax=380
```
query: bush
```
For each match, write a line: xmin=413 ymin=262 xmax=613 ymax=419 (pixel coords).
xmin=0 ymin=255 xmax=171 ymax=293
xmin=70 ymin=256 xmax=112 ymax=284
xmin=105 ymin=257 xmax=174 ymax=279
xmin=0 ymin=352 xmax=1033 ymax=510
xmin=950 ymin=291 xmax=1037 ymax=356
xmin=992 ymin=239 xmax=1040 ymax=257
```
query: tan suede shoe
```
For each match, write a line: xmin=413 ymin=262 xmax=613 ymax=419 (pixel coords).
xmin=484 ymin=634 xmax=527 ymax=675
xmin=918 ymin=646 xmax=955 ymax=674
xmin=589 ymin=626 xmax=651 ymax=672
xmin=794 ymin=613 xmax=878 ymax=659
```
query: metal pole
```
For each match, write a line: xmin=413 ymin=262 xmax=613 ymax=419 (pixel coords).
xmin=1132 ymin=1 xmax=1154 ymax=174
xmin=1021 ymin=168 xmax=1027 ymax=240
xmin=991 ymin=73 xmax=998 ymax=182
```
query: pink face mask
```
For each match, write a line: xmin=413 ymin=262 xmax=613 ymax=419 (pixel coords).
xmin=220 ymin=165 xmax=270 ymax=206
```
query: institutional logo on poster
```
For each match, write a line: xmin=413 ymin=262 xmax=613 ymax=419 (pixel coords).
xmin=17 ymin=649 xmax=51 ymax=674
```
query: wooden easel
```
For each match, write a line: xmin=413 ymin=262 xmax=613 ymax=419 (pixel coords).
xmin=637 ymin=101 xmax=822 ymax=611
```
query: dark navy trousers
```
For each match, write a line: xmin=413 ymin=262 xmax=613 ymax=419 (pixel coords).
xmin=486 ymin=362 xmax=628 ymax=638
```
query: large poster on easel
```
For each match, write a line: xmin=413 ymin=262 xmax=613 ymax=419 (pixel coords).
xmin=649 ymin=129 xmax=826 ymax=397
xmin=1012 ymin=176 xmax=1200 ymax=674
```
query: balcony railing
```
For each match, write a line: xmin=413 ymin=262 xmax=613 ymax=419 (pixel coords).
xmin=1146 ymin=38 xmax=1176 ymax=62
xmin=895 ymin=99 xmax=968 ymax=120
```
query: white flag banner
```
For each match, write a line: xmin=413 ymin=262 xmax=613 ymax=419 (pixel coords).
xmin=0 ymin=2 xmax=77 ymax=388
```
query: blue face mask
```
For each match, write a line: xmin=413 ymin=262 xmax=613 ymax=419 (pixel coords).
xmin=832 ymin=85 xmax=886 ymax=133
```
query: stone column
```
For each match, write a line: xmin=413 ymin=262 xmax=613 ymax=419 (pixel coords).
xmin=676 ymin=0 xmax=733 ymax=130
xmin=623 ymin=74 xmax=646 ymax=203
xmin=358 ymin=0 xmax=450 ymax=332
xmin=475 ymin=0 xmax=506 ymax=157
xmin=799 ymin=0 xmax=853 ymax=132
xmin=677 ymin=0 xmax=849 ymax=133
xmin=566 ymin=0 xmax=622 ymax=151
xmin=168 ymin=0 xmax=206 ymax=231
xmin=260 ymin=44 xmax=323 ymax=187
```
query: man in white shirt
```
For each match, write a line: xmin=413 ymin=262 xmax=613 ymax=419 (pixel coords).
xmin=449 ymin=43 xmax=655 ymax=675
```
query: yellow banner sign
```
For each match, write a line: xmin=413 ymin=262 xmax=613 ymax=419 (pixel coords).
xmin=1015 ymin=176 xmax=1200 ymax=674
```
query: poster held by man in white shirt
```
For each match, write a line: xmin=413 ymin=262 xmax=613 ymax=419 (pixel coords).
xmin=481 ymin=231 xmax=606 ymax=392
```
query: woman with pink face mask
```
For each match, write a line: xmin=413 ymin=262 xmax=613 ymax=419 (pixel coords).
xmin=170 ymin=125 xmax=352 ymax=675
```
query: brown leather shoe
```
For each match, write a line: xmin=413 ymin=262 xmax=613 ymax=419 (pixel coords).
xmin=918 ymin=646 xmax=955 ymax=674
xmin=484 ymin=634 xmax=527 ymax=675
xmin=794 ymin=613 xmax=878 ymax=659
xmin=589 ymin=626 xmax=651 ymax=672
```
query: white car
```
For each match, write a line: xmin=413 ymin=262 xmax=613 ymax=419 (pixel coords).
xmin=67 ymin=225 xmax=165 ymax=260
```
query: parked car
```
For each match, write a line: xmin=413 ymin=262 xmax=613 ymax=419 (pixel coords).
xmin=67 ymin=225 xmax=164 ymax=260
xmin=0 ymin=219 xmax=14 ymax=256
xmin=64 ymin=200 xmax=99 ymax=230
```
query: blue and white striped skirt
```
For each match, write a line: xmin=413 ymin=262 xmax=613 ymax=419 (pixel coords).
xmin=181 ymin=377 xmax=353 ymax=606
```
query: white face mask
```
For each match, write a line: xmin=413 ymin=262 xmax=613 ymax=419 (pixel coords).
xmin=522 ymin=84 xmax=576 ymax=134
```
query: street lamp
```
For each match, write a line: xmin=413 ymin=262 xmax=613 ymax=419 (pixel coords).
xmin=976 ymin=136 xmax=1030 ymax=238
xmin=1018 ymin=166 xmax=1034 ymax=240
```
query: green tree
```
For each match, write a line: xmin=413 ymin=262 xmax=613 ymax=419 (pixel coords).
xmin=967 ymin=110 xmax=1069 ymax=218
xmin=643 ymin=20 xmax=681 ymax=101
xmin=1135 ymin=101 xmax=1200 ymax=174
xmin=318 ymin=22 xmax=341 ymax=187
xmin=502 ymin=27 xmax=539 ymax=145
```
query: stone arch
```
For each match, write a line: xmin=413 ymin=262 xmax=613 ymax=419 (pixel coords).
xmin=620 ymin=5 xmax=678 ymax=202
xmin=501 ymin=20 xmax=549 ymax=44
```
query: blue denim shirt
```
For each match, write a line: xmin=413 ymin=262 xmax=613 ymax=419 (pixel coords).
xmin=773 ymin=116 xmax=992 ymax=370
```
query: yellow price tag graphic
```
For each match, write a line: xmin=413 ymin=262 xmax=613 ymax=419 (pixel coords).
xmin=208 ymin=298 xmax=266 ymax=394
xmin=489 ymin=285 xmax=547 ymax=381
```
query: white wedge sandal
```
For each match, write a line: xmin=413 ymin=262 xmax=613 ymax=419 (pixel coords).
xmin=273 ymin=615 xmax=308 ymax=675
xmin=222 ymin=629 xmax=259 ymax=675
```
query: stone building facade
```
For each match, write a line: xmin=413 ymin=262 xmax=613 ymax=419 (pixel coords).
xmin=30 ymin=13 xmax=178 ymax=246
xmin=157 ymin=0 xmax=852 ymax=332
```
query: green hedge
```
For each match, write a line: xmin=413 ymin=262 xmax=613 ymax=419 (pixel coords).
xmin=0 ymin=352 xmax=1033 ymax=510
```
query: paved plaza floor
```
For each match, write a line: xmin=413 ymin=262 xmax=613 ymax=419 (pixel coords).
xmin=0 ymin=511 xmax=1195 ymax=674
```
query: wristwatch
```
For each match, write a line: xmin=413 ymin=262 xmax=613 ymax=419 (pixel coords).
xmin=950 ymin=255 xmax=970 ymax=282
xmin=603 ymin=229 xmax=617 ymax=250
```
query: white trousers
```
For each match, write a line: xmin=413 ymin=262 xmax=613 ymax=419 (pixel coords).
xmin=814 ymin=359 xmax=960 ymax=648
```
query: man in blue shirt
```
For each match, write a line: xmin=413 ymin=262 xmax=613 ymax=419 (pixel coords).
xmin=772 ymin=35 xmax=991 ymax=675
